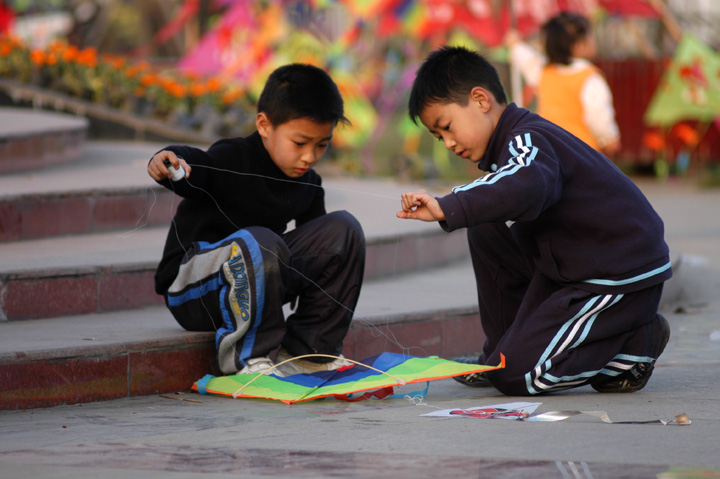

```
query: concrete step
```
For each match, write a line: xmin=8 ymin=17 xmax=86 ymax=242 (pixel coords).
xmin=0 ymin=140 xmax=455 ymax=244
xmin=0 ymin=140 xmax=468 ymax=320
xmin=0 ymin=261 xmax=482 ymax=410
xmin=0 ymin=140 xmax=176 ymax=241
xmin=0 ymin=107 xmax=88 ymax=174
xmin=0 ymin=223 xmax=467 ymax=321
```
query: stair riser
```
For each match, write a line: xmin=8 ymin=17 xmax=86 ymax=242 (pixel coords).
xmin=1 ymin=190 xmax=176 ymax=242
xmin=0 ymin=309 xmax=484 ymax=410
xmin=0 ymin=342 xmax=217 ymax=410
xmin=0 ymin=268 xmax=163 ymax=321
xmin=1 ymin=232 xmax=468 ymax=321
xmin=0 ymin=114 xmax=87 ymax=174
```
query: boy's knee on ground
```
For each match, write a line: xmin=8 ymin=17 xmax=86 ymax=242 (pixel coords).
xmin=483 ymin=353 xmax=548 ymax=396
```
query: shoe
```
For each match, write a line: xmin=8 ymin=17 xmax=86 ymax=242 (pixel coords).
xmin=274 ymin=347 xmax=352 ymax=376
xmin=237 ymin=357 xmax=284 ymax=377
xmin=452 ymin=357 xmax=493 ymax=388
xmin=592 ymin=314 xmax=670 ymax=393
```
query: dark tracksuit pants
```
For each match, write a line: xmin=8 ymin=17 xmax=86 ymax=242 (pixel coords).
xmin=165 ymin=211 xmax=365 ymax=375
xmin=468 ymin=223 xmax=666 ymax=396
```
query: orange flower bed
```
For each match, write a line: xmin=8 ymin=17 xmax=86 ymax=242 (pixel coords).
xmin=0 ymin=35 xmax=254 ymax=136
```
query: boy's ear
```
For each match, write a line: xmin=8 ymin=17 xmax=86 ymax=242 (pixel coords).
xmin=256 ymin=112 xmax=271 ymax=137
xmin=470 ymin=87 xmax=492 ymax=113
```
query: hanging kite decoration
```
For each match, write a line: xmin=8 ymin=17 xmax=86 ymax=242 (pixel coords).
xmin=642 ymin=33 xmax=720 ymax=178
xmin=193 ymin=352 xmax=505 ymax=404
xmin=644 ymin=34 xmax=720 ymax=128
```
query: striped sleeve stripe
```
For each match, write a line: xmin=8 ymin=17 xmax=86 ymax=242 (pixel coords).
xmin=452 ymin=133 xmax=539 ymax=193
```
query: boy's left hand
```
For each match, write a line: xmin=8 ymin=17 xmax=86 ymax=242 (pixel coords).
xmin=397 ymin=190 xmax=446 ymax=222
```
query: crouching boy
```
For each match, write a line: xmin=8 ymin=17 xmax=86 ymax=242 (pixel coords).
xmin=148 ymin=64 xmax=365 ymax=376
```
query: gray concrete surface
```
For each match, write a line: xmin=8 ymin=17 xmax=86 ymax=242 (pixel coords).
xmin=0 ymin=321 xmax=718 ymax=478
xmin=1 ymin=141 xmax=719 ymax=477
xmin=0 ymin=108 xmax=88 ymax=138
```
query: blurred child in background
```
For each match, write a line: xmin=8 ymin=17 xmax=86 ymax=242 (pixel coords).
xmin=506 ymin=12 xmax=621 ymax=157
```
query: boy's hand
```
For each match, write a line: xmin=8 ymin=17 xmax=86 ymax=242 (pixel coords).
xmin=397 ymin=190 xmax=446 ymax=222
xmin=148 ymin=150 xmax=191 ymax=181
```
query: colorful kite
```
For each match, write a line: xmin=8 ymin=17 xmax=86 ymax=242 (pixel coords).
xmin=644 ymin=34 xmax=720 ymax=127
xmin=193 ymin=352 xmax=505 ymax=404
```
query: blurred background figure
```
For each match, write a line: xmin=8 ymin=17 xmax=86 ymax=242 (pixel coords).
xmin=507 ymin=12 xmax=621 ymax=158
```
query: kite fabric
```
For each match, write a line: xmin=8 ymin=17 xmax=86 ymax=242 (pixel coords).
xmin=192 ymin=352 xmax=505 ymax=404
xmin=644 ymin=34 xmax=720 ymax=127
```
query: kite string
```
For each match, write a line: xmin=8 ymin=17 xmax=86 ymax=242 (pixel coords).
xmin=189 ymin=164 xmax=399 ymax=200
xmin=403 ymin=394 xmax=444 ymax=409
xmin=155 ymin=165 xmax=424 ymax=358
xmin=182 ymin=165 xmax=418 ymax=332
xmin=178 ymin=176 xmax=357 ymax=316
xmin=231 ymin=354 xmax=407 ymax=399
xmin=115 ymin=185 xmax=158 ymax=238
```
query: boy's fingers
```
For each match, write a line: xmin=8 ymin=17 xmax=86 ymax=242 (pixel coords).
xmin=147 ymin=158 xmax=165 ymax=181
xmin=149 ymin=151 xmax=187 ymax=180
xmin=400 ymin=191 xmax=424 ymax=210
xmin=179 ymin=158 xmax=191 ymax=175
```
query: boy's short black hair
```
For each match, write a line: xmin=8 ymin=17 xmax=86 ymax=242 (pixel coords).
xmin=408 ymin=46 xmax=507 ymax=123
xmin=543 ymin=12 xmax=591 ymax=65
xmin=257 ymin=64 xmax=349 ymax=127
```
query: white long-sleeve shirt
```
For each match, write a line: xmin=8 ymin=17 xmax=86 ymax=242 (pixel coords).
xmin=510 ymin=42 xmax=620 ymax=149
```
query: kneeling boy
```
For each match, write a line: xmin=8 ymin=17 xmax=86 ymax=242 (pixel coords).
xmin=397 ymin=46 xmax=671 ymax=395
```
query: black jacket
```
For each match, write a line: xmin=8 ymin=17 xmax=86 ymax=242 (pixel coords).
xmin=438 ymin=103 xmax=671 ymax=293
xmin=153 ymin=131 xmax=325 ymax=294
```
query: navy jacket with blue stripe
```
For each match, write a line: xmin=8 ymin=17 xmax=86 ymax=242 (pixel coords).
xmin=438 ymin=103 xmax=672 ymax=294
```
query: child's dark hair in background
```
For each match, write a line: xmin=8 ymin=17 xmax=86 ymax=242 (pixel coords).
xmin=543 ymin=12 xmax=591 ymax=65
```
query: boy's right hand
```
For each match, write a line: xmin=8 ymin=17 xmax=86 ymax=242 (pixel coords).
xmin=397 ymin=190 xmax=446 ymax=222
xmin=147 ymin=150 xmax=191 ymax=181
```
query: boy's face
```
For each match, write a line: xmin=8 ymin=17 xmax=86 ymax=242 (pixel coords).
xmin=418 ymin=88 xmax=496 ymax=163
xmin=257 ymin=113 xmax=335 ymax=178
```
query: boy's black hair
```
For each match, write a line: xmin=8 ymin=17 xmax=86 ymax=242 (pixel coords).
xmin=408 ymin=45 xmax=507 ymax=124
xmin=257 ymin=64 xmax=349 ymax=126
xmin=543 ymin=12 xmax=591 ymax=65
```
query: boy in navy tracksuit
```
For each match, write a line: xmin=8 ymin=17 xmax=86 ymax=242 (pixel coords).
xmin=148 ymin=64 xmax=365 ymax=377
xmin=398 ymin=46 xmax=671 ymax=395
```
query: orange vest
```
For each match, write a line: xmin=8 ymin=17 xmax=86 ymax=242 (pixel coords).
xmin=538 ymin=64 xmax=599 ymax=150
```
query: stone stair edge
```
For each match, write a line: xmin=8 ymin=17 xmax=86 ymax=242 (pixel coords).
xmin=0 ymin=184 xmax=166 ymax=202
xmin=0 ymin=259 xmax=479 ymax=362
xmin=0 ymin=258 xmax=482 ymax=409
xmin=0 ymin=305 xmax=481 ymax=366
xmin=0 ymin=330 xmax=215 ymax=365
xmin=0 ymin=225 xmax=469 ymax=321
xmin=0 ymin=225 xmax=467 ymax=277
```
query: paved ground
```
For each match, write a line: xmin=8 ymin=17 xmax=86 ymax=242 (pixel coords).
xmin=1 ymin=154 xmax=719 ymax=477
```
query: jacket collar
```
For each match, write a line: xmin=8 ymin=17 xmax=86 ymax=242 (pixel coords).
xmin=478 ymin=102 xmax=528 ymax=172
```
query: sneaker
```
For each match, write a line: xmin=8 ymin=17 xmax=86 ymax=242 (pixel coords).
xmin=274 ymin=347 xmax=352 ymax=376
xmin=452 ymin=357 xmax=493 ymax=388
xmin=592 ymin=314 xmax=670 ymax=393
xmin=237 ymin=357 xmax=284 ymax=377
